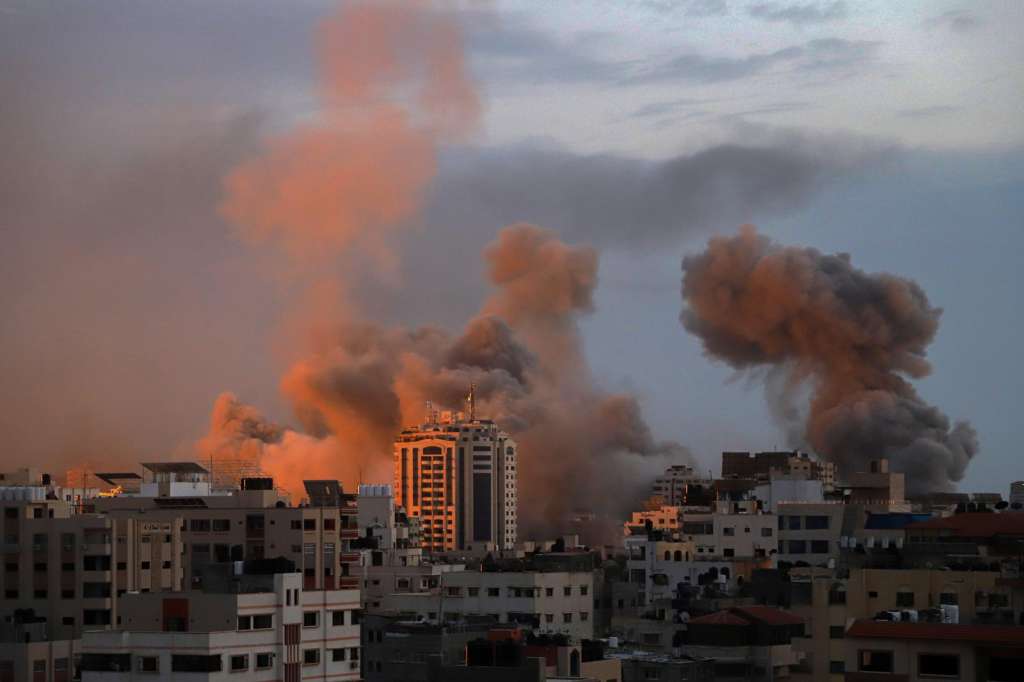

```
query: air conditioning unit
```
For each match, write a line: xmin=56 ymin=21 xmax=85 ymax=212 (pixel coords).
xmin=349 ymin=661 xmax=359 ymax=670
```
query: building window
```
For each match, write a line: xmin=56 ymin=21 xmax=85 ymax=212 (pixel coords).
xmin=303 ymin=649 xmax=320 ymax=665
xmin=546 ymin=587 xmax=554 ymax=597
xmin=304 ymin=519 xmax=316 ymax=531
xmin=810 ymin=540 xmax=830 ymax=554
xmin=858 ymin=650 xmax=894 ymax=673
xmin=230 ymin=655 xmax=248 ymax=672
xmin=723 ymin=527 xmax=735 ymax=536
xmin=563 ymin=613 xmax=572 ymax=623
xmin=828 ymin=586 xmax=847 ymax=605
xmin=896 ymin=590 xmax=914 ymax=607
xmin=303 ymin=611 xmax=318 ymax=627
xmin=251 ymin=614 xmax=273 ymax=630
xmin=788 ymin=516 xmax=801 ymax=530
xmin=580 ymin=612 xmax=589 ymax=621
xmin=564 ymin=586 xmax=572 ymax=596
xmin=212 ymin=519 xmax=231 ymax=532
xmin=761 ymin=527 xmax=773 ymax=537
xmin=189 ymin=519 xmax=211 ymax=532
xmin=580 ymin=585 xmax=588 ymax=596
xmin=487 ymin=588 xmax=500 ymax=597
xmin=291 ymin=520 xmax=302 ymax=530
xmin=349 ymin=648 xmax=359 ymax=661
xmin=805 ymin=515 xmax=829 ymax=530
xmin=918 ymin=653 xmax=959 ymax=678
xmin=723 ymin=548 xmax=735 ymax=557
xmin=468 ymin=587 xmax=479 ymax=596
xmin=939 ymin=592 xmax=959 ymax=606
xmin=137 ymin=656 xmax=159 ymax=673
xmin=545 ymin=614 xmax=554 ymax=623
xmin=788 ymin=540 xmax=806 ymax=554
xmin=829 ymin=626 xmax=845 ymax=639
xmin=829 ymin=660 xmax=845 ymax=674
xmin=323 ymin=518 xmax=336 ymax=530
xmin=332 ymin=610 xmax=346 ymax=626
xmin=171 ymin=655 xmax=222 ymax=673
xmin=237 ymin=616 xmax=252 ymax=631
xmin=255 ymin=653 xmax=273 ymax=669
xmin=332 ymin=649 xmax=347 ymax=662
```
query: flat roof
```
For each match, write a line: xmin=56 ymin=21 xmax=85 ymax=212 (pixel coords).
xmin=141 ymin=462 xmax=209 ymax=474
xmin=847 ymin=620 xmax=1024 ymax=646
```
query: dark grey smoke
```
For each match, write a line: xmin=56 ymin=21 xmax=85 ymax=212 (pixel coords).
xmin=680 ymin=226 xmax=978 ymax=492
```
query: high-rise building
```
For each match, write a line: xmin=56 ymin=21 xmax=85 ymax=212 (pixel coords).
xmin=1011 ymin=481 xmax=1024 ymax=507
xmin=393 ymin=407 xmax=517 ymax=552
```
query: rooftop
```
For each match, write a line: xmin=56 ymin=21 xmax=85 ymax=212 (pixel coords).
xmin=141 ymin=462 xmax=208 ymax=474
xmin=688 ymin=606 xmax=804 ymax=627
xmin=906 ymin=512 xmax=1024 ymax=538
xmin=846 ymin=620 xmax=1024 ymax=646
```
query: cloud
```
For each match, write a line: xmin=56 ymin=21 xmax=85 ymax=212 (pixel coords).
xmin=926 ymin=9 xmax=980 ymax=34
xmin=625 ymin=1 xmax=729 ymax=17
xmin=897 ymin=105 xmax=959 ymax=119
xmin=748 ymin=1 xmax=847 ymax=25
xmin=626 ymin=37 xmax=881 ymax=84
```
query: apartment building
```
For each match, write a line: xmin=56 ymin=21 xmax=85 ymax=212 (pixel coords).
xmin=380 ymin=559 xmax=595 ymax=641
xmin=96 ymin=473 xmax=361 ymax=593
xmin=1 ymin=482 xmax=170 ymax=682
xmin=776 ymin=502 xmax=845 ymax=566
xmin=80 ymin=566 xmax=361 ymax=681
xmin=623 ymin=506 xmax=682 ymax=535
xmin=789 ymin=566 xmax=1016 ymax=682
xmin=722 ymin=451 xmax=835 ymax=491
xmin=650 ymin=465 xmax=710 ymax=506
xmin=843 ymin=619 xmax=1024 ymax=681
xmin=394 ymin=412 xmax=517 ymax=552
xmin=360 ymin=613 xmax=495 ymax=681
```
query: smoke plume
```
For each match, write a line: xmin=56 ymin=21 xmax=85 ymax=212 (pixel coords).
xmin=680 ymin=226 xmax=977 ymax=492
xmin=199 ymin=2 xmax=688 ymax=532
xmin=220 ymin=0 xmax=480 ymax=261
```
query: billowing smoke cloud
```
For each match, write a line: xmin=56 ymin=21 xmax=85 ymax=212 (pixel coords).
xmin=205 ymin=222 xmax=690 ymax=533
xmin=220 ymin=0 xmax=479 ymax=261
xmin=680 ymin=226 xmax=977 ymax=492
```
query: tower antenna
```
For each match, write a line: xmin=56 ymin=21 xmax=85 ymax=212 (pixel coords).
xmin=467 ymin=383 xmax=476 ymax=421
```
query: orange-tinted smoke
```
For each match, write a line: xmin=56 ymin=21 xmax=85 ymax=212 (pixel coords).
xmin=220 ymin=0 xmax=479 ymax=260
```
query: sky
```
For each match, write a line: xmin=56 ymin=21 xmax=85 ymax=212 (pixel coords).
xmin=1 ymin=0 xmax=1021 ymax=497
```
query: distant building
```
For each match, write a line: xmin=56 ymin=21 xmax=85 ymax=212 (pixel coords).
xmin=394 ymin=409 xmax=517 ymax=552
xmin=650 ymin=465 xmax=711 ymax=506
xmin=722 ymin=451 xmax=835 ymax=491
xmin=624 ymin=506 xmax=682 ymax=535
xmin=1011 ymin=481 xmax=1024 ymax=507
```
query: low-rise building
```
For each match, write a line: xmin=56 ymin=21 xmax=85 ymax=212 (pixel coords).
xmin=681 ymin=606 xmax=806 ymax=681
xmin=843 ymin=619 xmax=1024 ymax=681
xmin=380 ymin=555 xmax=596 ymax=641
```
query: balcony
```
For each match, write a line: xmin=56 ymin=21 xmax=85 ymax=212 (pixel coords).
xmin=340 ymin=528 xmax=359 ymax=540
xmin=338 ymin=577 xmax=360 ymax=590
xmin=340 ymin=552 xmax=361 ymax=563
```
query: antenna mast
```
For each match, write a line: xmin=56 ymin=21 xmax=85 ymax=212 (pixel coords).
xmin=467 ymin=383 xmax=476 ymax=421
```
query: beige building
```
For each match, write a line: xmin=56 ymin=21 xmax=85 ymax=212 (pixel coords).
xmin=96 ymin=473 xmax=361 ymax=593
xmin=394 ymin=414 xmax=517 ymax=552
xmin=789 ymin=567 xmax=1015 ymax=682
xmin=843 ymin=619 xmax=1024 ymax=681
xmin=624 ymin=506 xmax=682 ymax=535
xmin=81 ymin=570 xmax=361 ymax=681
xmin=380 ymin=568 xmax=595 ymax=641
xmin=1 ymin=481 xmax=172 ymax=682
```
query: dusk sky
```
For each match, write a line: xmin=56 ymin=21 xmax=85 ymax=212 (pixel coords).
xmin=2 ymin=0 xmax=1021 ymax=498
